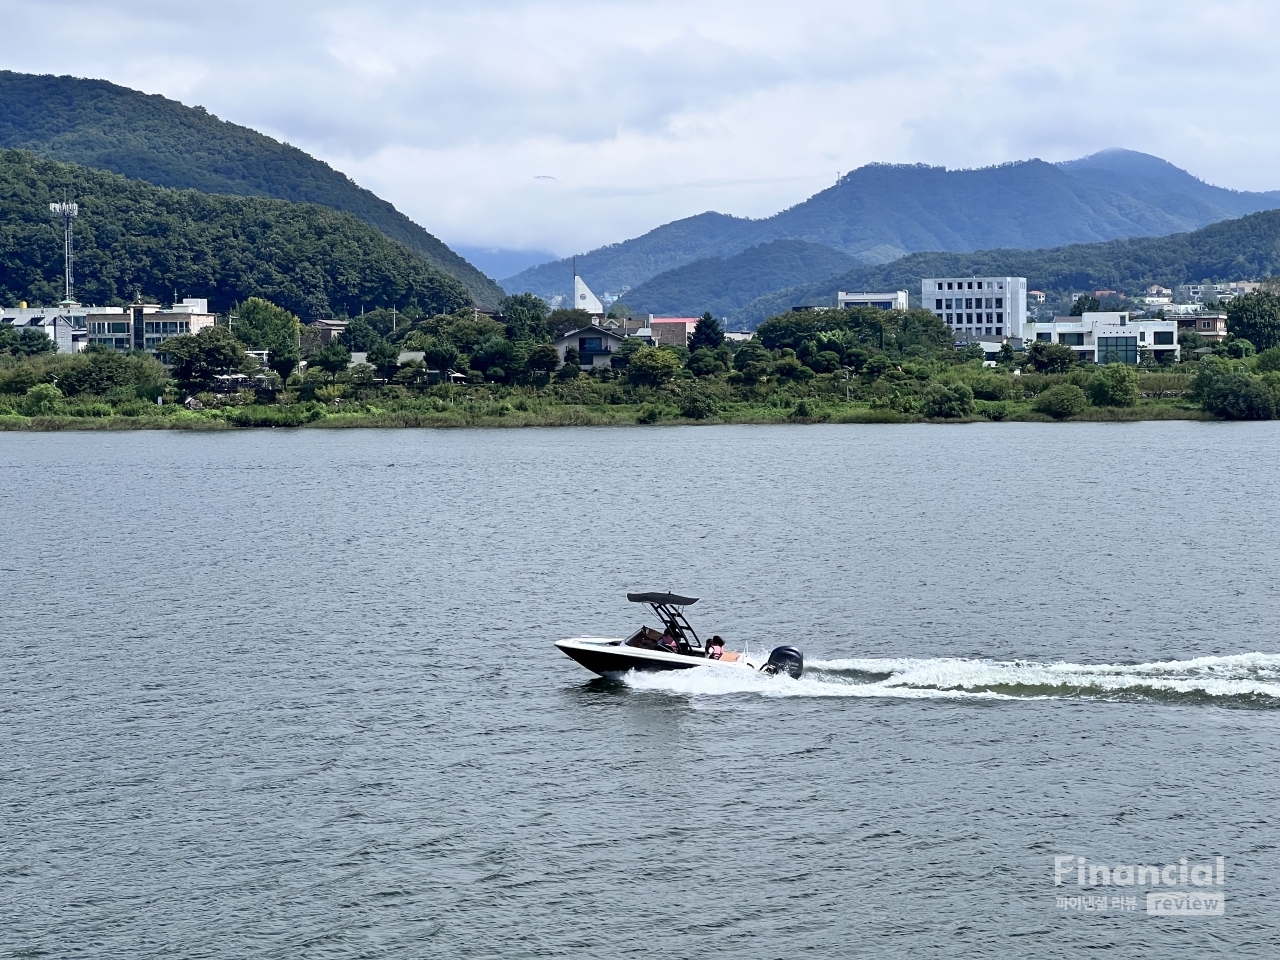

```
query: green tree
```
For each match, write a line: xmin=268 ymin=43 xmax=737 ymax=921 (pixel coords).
xmin=472 ymin=337 xmax=523 ymax=381
xmin=1200 ymin=372 xmax=1279 ymax=419
xmin=678 ymin=389 xmax=718 ymax=420
xmin=732 ymin=339 xmax=771 ymax=371
xmin=772 ymin=355 xmax=813 ymax=381
xmin=610 ymin=337 xmax=643 ymax=370
xmin=860 ymin=354 xmax=894 ymax=383
xmin=1255 ymin=346 xmax=1280 ymax=373
xmin=1226 ymin=292 xmax=1280 ymax=350
xmin=20 ymin=382 xmax=62 ymax=415
xmin=312 ymin=341 xmax=352 ymax=376
xmin=547 ymin=308 xmax=593 ymax=339
xmin=627 ymin=346 xmax=681 ymax=386
xmin=339 ymin=316 xmax=380 ymax=352
xmin=420 ymin=337 xmax=461 ymax=373
xmin=501 ymin=293 xmax=551 ymax=341
xmin=0 ymin=327 xmax=56 ymax=357
xmin=687 ymin=347 xmax=723 ymax=377
xmin=1024 ymin=341 xmax=1079 ymax=373
xmin=526 ymin=342 xmax=561 ymax=374
xmin=1089 ymin=363 xmax=1139 ymax=407
xmin=1070 ymin=295 xmax=1101 ymax=316
xmin=232 ymin=298 xmax=300 ymax=380
xmin=1034 ymin=383 xmax=1088 ymax=419
xmin=689 ymin=312 xmax=725 ymax=352
xmin=923 ymin=383 xmax=974 ymax=419
xmin=366 ymin=338 xmax=401 ymax=378
xmin=1225 ymin=337 xmax=1256 ymax=359
xmin=165 ymin=325 xmax=248 ymax=393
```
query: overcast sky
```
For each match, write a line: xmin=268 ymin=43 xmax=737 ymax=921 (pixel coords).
xmin=4 ymin=0 xmax=1280 ymax=259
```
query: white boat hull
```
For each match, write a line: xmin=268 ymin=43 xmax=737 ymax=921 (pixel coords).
xmin=555 ymin=637 xmax=762 ymax=677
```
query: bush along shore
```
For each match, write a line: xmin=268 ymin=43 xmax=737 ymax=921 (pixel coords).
xmin=4 ymin=294 xmax=1280 ymax=430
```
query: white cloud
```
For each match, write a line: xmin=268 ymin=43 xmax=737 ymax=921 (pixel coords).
xmin=3 ymin=0 xmax=1279 ymax=256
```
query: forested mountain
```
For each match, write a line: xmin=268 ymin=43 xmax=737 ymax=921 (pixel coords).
xmin=623 ymin=240 xmax=858 ymax=318
xmin=0 ymin=70 xmax=503 ymax=307
xmin=0 ymin=150 xmax=472 ymax=318
xmin=503 ymin=150 xmax=1280 ymax=305
xmin=736 ymin=208 xmax=1280 ymax=327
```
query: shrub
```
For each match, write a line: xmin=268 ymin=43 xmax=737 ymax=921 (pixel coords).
xmin=1200 ymin=373 xmax=1279 ymax=420
xmin=1033 ymin=383 xmax=1088 ymax=419
xmin=20 ymin=382 xmax=62 ymax=416
xmin=627 ymin=347 xmax=681 ymax=386
xmin=923 ymin=383 xmax=974 ymax=419
xmin=1089 ymin=363 xmax=1139 ymax=407
xmin=226 ymin=405 xmax=325 ymax=427
xmin=974 ymin=400 xmax=1010 ymax=421
xmin=636 ymin=404 xmax=664 ymax=424
xmin=1226 ymin=337 xmax=1256 ymax=359
xmin=969 ymin=373 xmax=1013 ymax=401
xmin=678 ymin=392 xmax=718 ymax=421
xmin=1255 ymin=346 xmax=1280 ymax=373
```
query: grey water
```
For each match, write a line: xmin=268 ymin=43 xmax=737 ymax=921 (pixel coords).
xmin=2 ymin=422 xmax=1279 ymax=958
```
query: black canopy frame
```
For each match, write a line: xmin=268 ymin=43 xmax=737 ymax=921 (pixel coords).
xmin=627 ymin=592 xmax=702 ymax=650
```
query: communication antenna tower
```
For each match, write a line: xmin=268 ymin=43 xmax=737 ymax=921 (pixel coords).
xmin=49 ymin=200 xmax=79 ymax=302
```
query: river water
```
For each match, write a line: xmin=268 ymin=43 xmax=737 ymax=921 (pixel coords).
xmin=2 ymin=422 xmax=1278 ymax=957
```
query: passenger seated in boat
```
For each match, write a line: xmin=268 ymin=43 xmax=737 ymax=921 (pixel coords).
xmin=707 ymin=636 xmax=725 ymax=660
xmin=658 ymin=628 xmax=679 ymax=654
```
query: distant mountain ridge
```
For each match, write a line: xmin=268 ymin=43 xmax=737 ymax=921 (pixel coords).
xmin=504 ymin=150 xmax=1280 ymax=311
xmin=621 ymin=240 xmax=858 ymax=318
xmin=0 ymin=70 xmax=504 ymax=307
xmin=734 ymin=208 xmax=1280 ymax=328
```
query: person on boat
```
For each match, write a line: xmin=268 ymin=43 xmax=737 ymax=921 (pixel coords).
xmin=658 ymin=628 xmax=679 ymax=654
xmin=706 ymin=636 xmax=725 ymax=660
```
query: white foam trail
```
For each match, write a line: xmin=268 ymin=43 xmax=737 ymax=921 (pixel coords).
xmin=620 ymin=666 xmax=1012 ymax=700
xmin=811 ymin=652 xmax=1280 ymax=700
xmin=619 ymin=653 xmax=1280 ymax=702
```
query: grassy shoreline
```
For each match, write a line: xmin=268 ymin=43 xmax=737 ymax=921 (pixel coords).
xmin=0 ymin=401 xmax=1213 ymax=432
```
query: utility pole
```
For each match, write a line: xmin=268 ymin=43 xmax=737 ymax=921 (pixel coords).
xmin=49 ymin=201 xmax=78 ymax=302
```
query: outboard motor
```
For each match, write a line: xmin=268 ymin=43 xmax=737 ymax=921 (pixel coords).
xmin=761 ymin=645 xmax=804 ymax=679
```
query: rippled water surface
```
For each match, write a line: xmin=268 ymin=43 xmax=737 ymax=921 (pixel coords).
xmin=3 ymin=422 xmax=1279 ymax=957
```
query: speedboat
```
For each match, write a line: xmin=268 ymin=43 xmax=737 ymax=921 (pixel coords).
xmin=555 ymin=592 xmax=804 ymax=679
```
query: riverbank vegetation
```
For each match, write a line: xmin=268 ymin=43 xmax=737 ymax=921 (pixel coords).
xmin=4 ymin=293 xmax=1280 ymax=429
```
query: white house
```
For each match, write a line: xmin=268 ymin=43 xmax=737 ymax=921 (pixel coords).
xmin=837 ymin=290 xmax=909 ymax=311
xmin=552 ymin=326 xmax=626 ymax=369
xmin=1023 ymin=312 xmax=1179 ymax=364
xmin=921 ymin=276 xmax=1028 ymax=339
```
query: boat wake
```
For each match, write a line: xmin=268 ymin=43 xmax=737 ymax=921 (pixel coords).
xmin=620 ymin=652 xmax=1280 ymax=707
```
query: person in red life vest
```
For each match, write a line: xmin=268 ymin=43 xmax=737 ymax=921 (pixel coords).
xmin=706 ymin=635 xmax=725 ymax=660
xmin=658 ymin=628 xmax=678 ymax=654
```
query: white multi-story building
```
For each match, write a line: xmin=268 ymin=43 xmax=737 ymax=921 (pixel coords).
xmin=1023 ymin=312 xmax=1179 ymax=364
xmin=86 ymin=299 xmax=216 ymax=353
xmin=837 ymin=290 xmax=909 ymax=311
xmin=921 ymin=276 xmax=1028 ymax=339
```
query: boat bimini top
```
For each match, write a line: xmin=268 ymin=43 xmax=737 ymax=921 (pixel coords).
xmin=626 ymin=592 xmax=702 ymax=653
